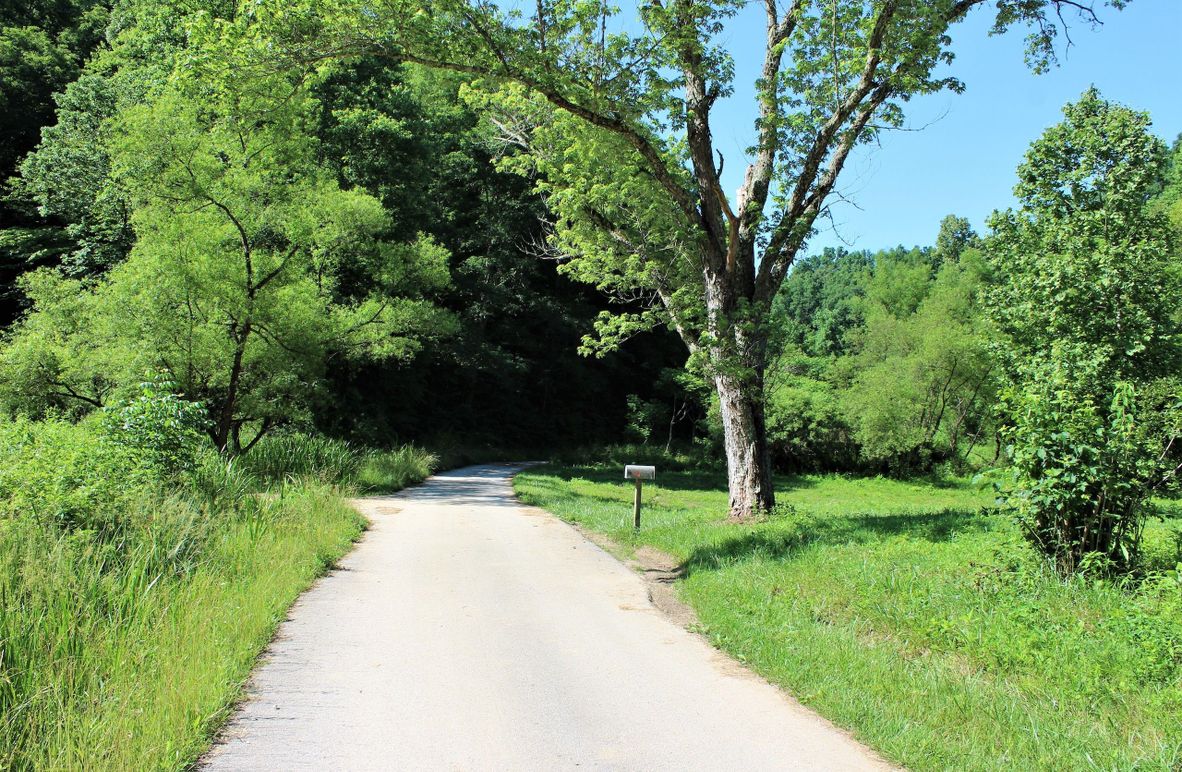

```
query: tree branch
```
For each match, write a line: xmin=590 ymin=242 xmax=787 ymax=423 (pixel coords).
xmin=380 ymin=47 xmax=699 ymax=225
xmin=736 ymin=0 xmax=803 ymax=251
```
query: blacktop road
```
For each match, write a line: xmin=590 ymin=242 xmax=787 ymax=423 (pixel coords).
xmin=201 ymin=464 xmax=892 ymax=771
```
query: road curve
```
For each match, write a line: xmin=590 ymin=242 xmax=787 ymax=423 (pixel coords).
xmin=201 ymin=464 xmax=891 ymax=771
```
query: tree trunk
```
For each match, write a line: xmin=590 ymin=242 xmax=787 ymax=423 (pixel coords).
xmin=212 ymin=320 xmax=251 ymax=453
xmin=698 ymin=236 xmax=776 ymax=521
xmin=715 ymin=369 xmax=775 ymax=520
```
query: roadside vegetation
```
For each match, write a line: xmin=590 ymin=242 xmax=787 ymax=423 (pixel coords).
xmin=0 ymin=402 xmax=436 ymax=770
xmin=515 ymin=463 xmax=1182 ymax=770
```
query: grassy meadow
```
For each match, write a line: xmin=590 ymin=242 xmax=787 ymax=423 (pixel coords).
xmin=0 ymin=418 xmax=436 ymax=770
xmin=515 ymin=463 xmax=1182 ymax=771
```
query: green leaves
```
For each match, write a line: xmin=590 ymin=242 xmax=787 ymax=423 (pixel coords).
xmin=988 ymin=91 xmax=1179 ymax=386
xmin=99 ymin=376 xmax=209 ymax=476
xmin=1014 ymin=87 xmax=1167 ymax=220
xmin=997 ymin=351 xmax=1161 ymax=574
xmin=0 ymin=0 xmax=109 ymax=202
xmin=2 ymin=41 xmax=457 ymax=451
xmin=986 ymin=90 xmax=1182 ymax=575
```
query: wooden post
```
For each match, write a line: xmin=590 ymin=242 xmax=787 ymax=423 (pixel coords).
xmin=623 ymin=465 xmax=654 ymax=531
xmin=633 ymin=478 xmax=642 ymax=530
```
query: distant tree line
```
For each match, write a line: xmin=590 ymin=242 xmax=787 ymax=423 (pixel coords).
xmin=764 ymin=214 xmax=994 ymax=475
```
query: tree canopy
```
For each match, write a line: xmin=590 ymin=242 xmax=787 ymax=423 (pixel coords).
xmin=1 ymin=0 xmax=1179 ymax=572
xmin=233 ymin=0 xmax=1129 ymax=517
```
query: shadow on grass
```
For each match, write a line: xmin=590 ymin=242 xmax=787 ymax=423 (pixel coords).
xmin=545 ymin=466 xmax=728 ymax=491
xmin=683 ymin=507 xmax=990 ymax=575
xmin=520 ymin=466 xmax=995 ymax=576
xmin=540 ymin=465 xmax=823 ymax=495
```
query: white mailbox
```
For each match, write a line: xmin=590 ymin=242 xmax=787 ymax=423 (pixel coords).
xmin=624 ymin=465 xmax=656 ymax=530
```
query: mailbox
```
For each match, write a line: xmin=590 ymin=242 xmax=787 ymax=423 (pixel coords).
xmin=624 ymin=465 xmax=656 ymax=530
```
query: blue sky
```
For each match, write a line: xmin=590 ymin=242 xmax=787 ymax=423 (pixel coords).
xmin=707 ymin=1 xmax=1182 ymax=254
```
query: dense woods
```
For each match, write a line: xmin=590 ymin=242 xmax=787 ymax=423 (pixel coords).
xmin=0 ymin=0 xmax=686 ymax=451
xmin=1 ymin=0 xmax=1180 ymax=768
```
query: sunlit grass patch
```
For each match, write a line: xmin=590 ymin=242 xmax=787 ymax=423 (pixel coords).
xmin=515 ymin=464 xmax=1182 ymax=771
xmin=0 ymin=485 xmax=365 ymax=770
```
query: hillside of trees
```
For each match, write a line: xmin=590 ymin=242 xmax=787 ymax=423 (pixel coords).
xmin=0 ymin=0 xmax=692 ymax=455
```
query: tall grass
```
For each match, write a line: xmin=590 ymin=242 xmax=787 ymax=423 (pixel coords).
xmin=235 ymin=433 xmax=361 ymax=485
xmin=0 ymin=487 xmax=364 ymax=770
xmin=0 ymin=418 xmax=436 ymax=769
xmin=236 ymin=432 xmax=436 ymax=492
xmin=356 ymin=445 xmax=437 ymax=493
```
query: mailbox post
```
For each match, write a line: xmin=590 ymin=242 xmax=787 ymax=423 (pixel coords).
xmin=624 ymin=465 xmax=656 ymax=530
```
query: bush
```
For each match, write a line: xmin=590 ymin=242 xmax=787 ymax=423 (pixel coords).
xmin=99 ymin=377 xmax=208 ymax=476
xmin=986 ymin=91 xmax=1182 ymax=575
xmin=235 ymin=432 xmax=438 ymax=492
xmin=0 ymin=410 xmax=440 ymax=767
xmin=0 ymin=416 xmax=151 ymax=534
xmin=999 ymin=354 xmax=1179 ymax=575
xmin=766 ymin=373 xmax=859 ymax=473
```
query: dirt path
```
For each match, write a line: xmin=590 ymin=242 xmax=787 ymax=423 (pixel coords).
xmin=201 ymin=464 xmax=892 ymax=771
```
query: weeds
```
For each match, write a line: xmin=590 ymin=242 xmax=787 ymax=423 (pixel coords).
xmin=236 ymin=432 xmax=437 ymax=492
xmin=0 ymin=417 xmax=436 ymax=769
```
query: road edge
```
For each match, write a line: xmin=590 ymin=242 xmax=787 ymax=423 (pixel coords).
xmin=507 ymin=468 xmax=903 ymax=772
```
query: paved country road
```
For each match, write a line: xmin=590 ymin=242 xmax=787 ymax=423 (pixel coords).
xmin=201 ymin=464 xmax=892 ymax=771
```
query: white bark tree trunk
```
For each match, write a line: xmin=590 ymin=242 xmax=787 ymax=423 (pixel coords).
xmin=715 ymin=369 xmax=775 ymax=519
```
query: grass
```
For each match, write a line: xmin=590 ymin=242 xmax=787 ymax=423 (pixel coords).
xmin=356 ymin=446 xmax=438 ymax=493
xmin=235 ymin=433 xmax=437 ymax=493
xmin=0 ymin=420 xmax=437 ymax=770
xmin=0 ymin=486 xmax=365 ymax=770
xmin=515 ymin=464 xmax=1182 ymax=771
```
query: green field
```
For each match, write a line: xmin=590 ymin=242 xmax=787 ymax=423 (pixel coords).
xmin=515 ymin=465 xmax=1182 ymax=771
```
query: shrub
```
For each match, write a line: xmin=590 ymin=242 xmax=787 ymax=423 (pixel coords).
xmin=766 ymin=372 xmax=859 ymax=473
xmin=99 ymin=377 xmax=208 ymax=476
xmin=1000 ymin=354 xmax=1180 ymax=574
xmin=0 ymin=416 xmax=150 ymax=534
xmin=986 ymin=91 xmax=1182 ymax=575
xmin=551 ymin=443 xmax=715 ymax=472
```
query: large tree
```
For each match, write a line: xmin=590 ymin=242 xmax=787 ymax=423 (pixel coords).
xmin=222 ymin=0 xmax=1123 ymax=517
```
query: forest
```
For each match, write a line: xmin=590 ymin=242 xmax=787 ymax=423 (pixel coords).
xmin=1 ymin=0 xmax=1180 ymax=769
